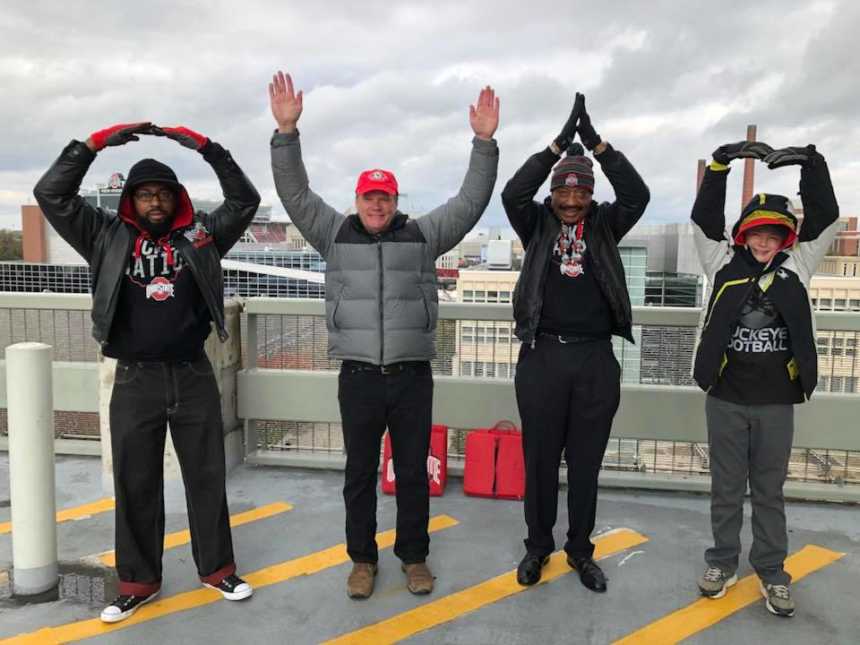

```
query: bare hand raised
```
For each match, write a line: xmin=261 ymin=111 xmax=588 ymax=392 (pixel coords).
xmin=469 ymin=86 xmax=500 ymax=141
xmin=269 ymin=71 xmax=303 ymax=134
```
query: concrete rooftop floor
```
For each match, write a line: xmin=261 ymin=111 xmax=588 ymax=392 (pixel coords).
xmin=1 ymin=454 xmax=859 ymax=644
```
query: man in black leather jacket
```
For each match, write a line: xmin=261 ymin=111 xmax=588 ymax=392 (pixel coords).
xmin=501 ymin=95 xmax=649 ymax=592
xmin=34 ymin=122 xmax=260 ymax=622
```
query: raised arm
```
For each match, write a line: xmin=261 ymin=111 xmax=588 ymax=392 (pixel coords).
xmin=417 ymin=86 xmax=500 ymax=257
xmin=33 ymin=122 xmax=152 ymax=262
xmin=501 ymin=93 xmax=583 ymax=246
xmin=764 ymin=145 xmax=840 ymax=282
xmin=268 ymin=70 xmax=344 ymax=257
xmin=574 ymin=95 xmax=650 ymax=242
xmin=153 ymin=125 xmax=261 ymax=256
xmin=690 ymin=141 xmax=773 ymax=281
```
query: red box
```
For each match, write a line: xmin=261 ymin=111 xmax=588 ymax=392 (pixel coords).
xmin=381 ymin=424 xmax=448 ymax=496
xmin=463 ymin=422 xmax=525 ymax=500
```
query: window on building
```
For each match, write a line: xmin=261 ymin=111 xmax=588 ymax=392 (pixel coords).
xmin=485 ymin=362 xmax=496 ymax=378
xmin=834 ymin=298 xmax=847 ymax=310
xmin=461 ymin=361 xmax=473 ymax=376
xmin=497 ymin=327 xmax=511 ymax=344
xmin=474 ymin=362 xmax=484 ymax=377
xmin=487 ymin=290 xmax=499 ymax=302
xmin=819 ymin=375 xmax=830 ymax=390
xmin=846 ymin=377 xmax=858 ymax=393
xmin=832 ymin=337 xmax=844 ymax=356
xmin=819 ymin=298 xmax=833 ymax=309
xmin=816 ymin=337 xmax=829 ymax=356
xmin=461 ymin=325 xmax=474 ymax=344
xmin=849 ymin=299 xmax=860 ymax=311
xmin=462 ymin=290 xmax=474 ymax=303
xmin=500 ymin=290 xmax=511 ymax=302
xmin=846 ymin=338 xmax=857 ymax=357
xmin=831 ymin=376 xmax=844 ymax=392
xmin=474 ymin=290 xmax=486 ymax=302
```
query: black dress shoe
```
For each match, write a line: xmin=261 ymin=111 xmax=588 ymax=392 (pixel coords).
xmin=516 ymin=553 xmax=549 ymax=586
xmin=567 ymin=555 xmax=607 ymax=593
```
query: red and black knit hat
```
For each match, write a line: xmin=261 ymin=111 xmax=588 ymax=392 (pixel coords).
xmin=550 ymin=146 xmax=595 ymax=193
xmin=732 ymin=193 xmax=798 ymax=250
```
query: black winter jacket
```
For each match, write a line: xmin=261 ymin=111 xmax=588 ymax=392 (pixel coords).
xmin=33 ymin=140 xmax=260 ymax=345
xmin=501 ymin=145 xmax=650 ymax=344
xmin=691 ymin=155 xmax=839 ymax=399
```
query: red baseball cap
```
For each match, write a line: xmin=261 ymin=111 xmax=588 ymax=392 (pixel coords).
xmin=355 ymin=169 xmax=398 ymax=196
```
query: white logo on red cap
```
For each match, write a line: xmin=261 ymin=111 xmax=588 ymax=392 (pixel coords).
xmin=146 ymin=277 xmax=175 ymax=302
xmin=565 ymin=174 xmax=579 ymax=187
xmin=369 ymin=171 xmax=386 ymax=181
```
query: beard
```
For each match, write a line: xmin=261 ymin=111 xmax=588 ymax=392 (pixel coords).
xmin=136 ymin=213 xmax=173 ymax=238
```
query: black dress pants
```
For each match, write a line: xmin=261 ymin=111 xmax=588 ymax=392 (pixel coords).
xmin=514 ymin=338 xmax=621 ymax=559
xmin=338 ymin=361 xmax=433 ymax=564
xmin=108 ymin=357 xmax=235 ymax=596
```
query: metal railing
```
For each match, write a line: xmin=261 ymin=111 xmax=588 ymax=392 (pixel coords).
xmin=2 ymin=292 xmax=859 ymax=500
xmin=240 ymin=298 xmax=860 ymax=499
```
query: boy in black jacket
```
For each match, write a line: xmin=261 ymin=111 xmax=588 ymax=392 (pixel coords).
xmin=691 ymin=141 xmax=839 ymax=617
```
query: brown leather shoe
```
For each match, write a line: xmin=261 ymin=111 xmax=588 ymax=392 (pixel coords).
xmin=402 ymin=562 xmax=434 ymax=595
xmin=347 ymin=562 xmax=378 ymax=599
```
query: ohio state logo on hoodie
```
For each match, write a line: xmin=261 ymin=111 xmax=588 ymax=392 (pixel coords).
xmin=126 ymin=237 xmax=186 ymax=301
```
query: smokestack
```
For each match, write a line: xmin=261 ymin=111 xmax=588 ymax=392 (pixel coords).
xmin=741 ymin=124 xmax=756 ymax=208
xmin=696 ymin=159 xmax=706 ymax=192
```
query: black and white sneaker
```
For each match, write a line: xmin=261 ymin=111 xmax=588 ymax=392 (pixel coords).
xmin=100 ymin=590 xmax=160 ymax=623
xmin=203 ymin=573 xmax=253 ymax=600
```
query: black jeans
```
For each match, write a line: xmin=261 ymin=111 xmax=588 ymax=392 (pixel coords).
xmin=514 ymin=338 xmax=621 ymax=559
xmin=338 ymin=361 xmax=433 ymax=564
xmin=109 ymin=357 xmax=235 ymax=596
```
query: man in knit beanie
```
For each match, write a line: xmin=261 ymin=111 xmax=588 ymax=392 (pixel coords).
xmin=502 ymin=93 xmax=650 ymax=592
xmin=34 ymin=122 xmax=260 ymax=622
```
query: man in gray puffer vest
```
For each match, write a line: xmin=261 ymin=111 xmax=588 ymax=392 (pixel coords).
xmin=268 ymin=71 xmax=499 ymax=599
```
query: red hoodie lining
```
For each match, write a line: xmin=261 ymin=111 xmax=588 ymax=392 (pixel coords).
xmin=119 ymin=187 xmax=195 ymax=265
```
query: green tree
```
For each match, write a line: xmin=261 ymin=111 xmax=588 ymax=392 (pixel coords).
xmin=0 ymin=229 xmax=23 ymax=260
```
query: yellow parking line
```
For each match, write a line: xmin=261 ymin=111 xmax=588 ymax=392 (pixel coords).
xmin=0 ymin=498 xmax=114 ymax=535
xmin=613 ymin=544 xmax=845 ymax=644
xmin=97 ymin=502 xmax=294 ymax=566
xmin=0 ymin=514 xmax=460 ymax=645
xmin=324 ymin=527 xmax=649 ymax=645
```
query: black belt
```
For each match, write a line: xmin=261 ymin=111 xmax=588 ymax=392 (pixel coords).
xmin=341 ymin=360 xmax=427 ymax=375
xmin=537 ymin=332 xmax=609 ymax=345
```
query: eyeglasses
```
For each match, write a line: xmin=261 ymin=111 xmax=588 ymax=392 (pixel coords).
xmin=134 ymin=189 xmax=174 ymax=202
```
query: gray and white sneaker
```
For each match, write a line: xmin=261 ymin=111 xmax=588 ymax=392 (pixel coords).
xmin=760 ymin=581 xmax=795 ymax=617
xmin=697 ymin=566 xmax=738 ymax=598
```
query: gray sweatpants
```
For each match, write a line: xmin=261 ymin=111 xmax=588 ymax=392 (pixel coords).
xmin=705 ymin=395 xmax=794 ymax=585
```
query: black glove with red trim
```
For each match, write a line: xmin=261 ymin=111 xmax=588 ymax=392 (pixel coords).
xmin=88 ymin=122 xmax=152 ymax=151
xmin=151 ymin=125 xmax=210 ymax=151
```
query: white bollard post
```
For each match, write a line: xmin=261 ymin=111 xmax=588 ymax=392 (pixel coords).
xmin=6 ymin=342 xmax=58 ymax=595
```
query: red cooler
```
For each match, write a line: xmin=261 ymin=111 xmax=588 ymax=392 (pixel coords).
xmin=463 ymin=421 xmax=525 ymax=500
xmin=381 ymin=424 xmax=448 ymax=496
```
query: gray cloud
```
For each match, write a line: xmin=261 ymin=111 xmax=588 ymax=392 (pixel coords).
xmin=0 ymin=0 xmax=856 ymax=233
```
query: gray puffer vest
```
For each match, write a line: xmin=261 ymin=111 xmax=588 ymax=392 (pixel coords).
xmin=271 ymin=130 xmax=499 ymax=365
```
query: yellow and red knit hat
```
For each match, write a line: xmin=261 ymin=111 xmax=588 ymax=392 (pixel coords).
xmin=732 ymin=193 xmax=798 ymax=250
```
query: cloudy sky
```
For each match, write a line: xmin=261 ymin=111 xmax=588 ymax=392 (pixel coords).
xmin=1 ymin=0 xmax=857 ymax=233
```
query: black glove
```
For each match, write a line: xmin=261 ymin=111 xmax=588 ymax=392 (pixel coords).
xmin=712 ymin=141 xmax=773 ymax=165
xmin=576 ymin=94 xmax=601 ymax=151
xmin=553 ymin=92 xmax=584 ymax=152
xmin=763 ymin=144 xmax=818 ymax=169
